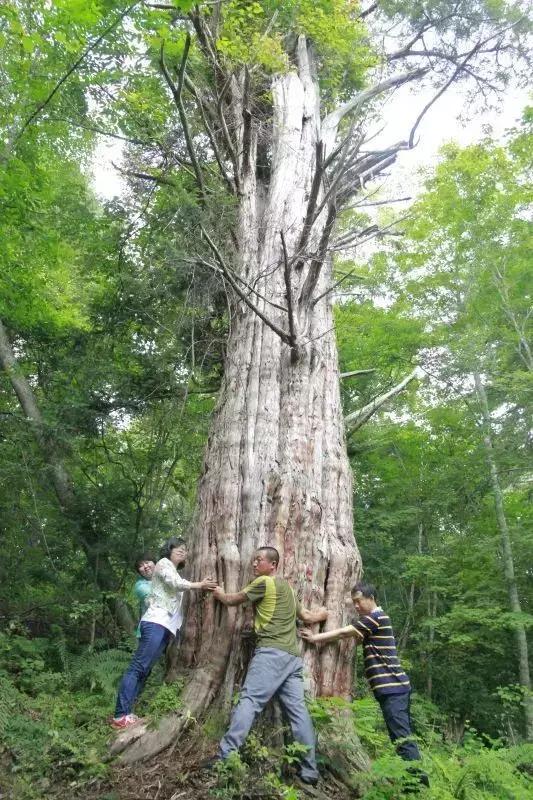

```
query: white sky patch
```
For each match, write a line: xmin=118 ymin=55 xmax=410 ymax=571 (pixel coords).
xmin=91 ymin=137 xmax=126 ymax=199
xmin=370 ymin=82 xmax=529 ymax=198
xmin=109 ymin=409 xmax=133 ymax=431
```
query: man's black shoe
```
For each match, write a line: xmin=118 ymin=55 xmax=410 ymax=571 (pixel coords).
xmin=199 ymin=755 xmax=222 ymax=771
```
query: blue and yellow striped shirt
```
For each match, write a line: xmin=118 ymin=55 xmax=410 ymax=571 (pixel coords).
xmin=350 ymin=607 xmax=411 ymax=696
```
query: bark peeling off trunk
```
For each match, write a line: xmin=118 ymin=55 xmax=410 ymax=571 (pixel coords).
xmin=118 ymin=37 xmax=362 ymax=763
xmin=182 ymin=50 xmax=361 ymax=704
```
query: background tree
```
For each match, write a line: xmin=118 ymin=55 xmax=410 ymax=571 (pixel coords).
xmin=367 ymin=115 xmax=533 ymax=739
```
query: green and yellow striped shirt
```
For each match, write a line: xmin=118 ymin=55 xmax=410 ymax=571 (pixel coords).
xmin=243 ymin=576 xmax=300 ymax=657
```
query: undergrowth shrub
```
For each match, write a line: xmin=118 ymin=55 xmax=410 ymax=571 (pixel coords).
xmin=1 ymin=627 xmax=532 ymax=800
xmin=143 ymin=677 xmax=185 ymax=722
xmin=350 ymin=696 xmax=533 ymax=799
xmin=0 ymin=629 xmax=135 ymax=798
xmin=211 ymin=742 xmax=300 ymax=800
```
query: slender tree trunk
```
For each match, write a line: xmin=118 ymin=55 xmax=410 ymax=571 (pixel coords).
xmin=473 ymin=372 xmax=533 ymax=740
xmin=0 ymin=318 xmax=135 ymax=633
xmin=398 ymin=523 xmax=423 ymax=652
xmin=427 ymin=591 xmax=437 ymax=700
xmin=493 ymin=266 xmax=533 ymax=372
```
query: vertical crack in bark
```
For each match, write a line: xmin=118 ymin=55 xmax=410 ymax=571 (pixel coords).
xmin=118 ymin=33 xmax=363 ymax=763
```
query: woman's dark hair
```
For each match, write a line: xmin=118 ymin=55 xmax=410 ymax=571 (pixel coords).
xmin=351 ymin=582 xmax=377 ymax=601
xmin=134 ymin=553 xmax=155 ymax=573
xmin=160 ymin=536 xmax=187 ymax=561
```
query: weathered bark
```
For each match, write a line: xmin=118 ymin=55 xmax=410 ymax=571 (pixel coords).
xmin=0 ymin=318 xmax=135 ymax=633
xmin=473 ymin=372 xmax=533 ymax=740
xmin=113 ymin=36 xmax=366 ymax=763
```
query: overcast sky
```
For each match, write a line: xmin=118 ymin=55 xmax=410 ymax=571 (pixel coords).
xmin=373 ymin=82 xmax=529 ymax=197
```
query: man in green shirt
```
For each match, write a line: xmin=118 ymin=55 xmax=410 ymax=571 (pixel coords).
xmin=212 ymin=547 xmax=327 ymax=787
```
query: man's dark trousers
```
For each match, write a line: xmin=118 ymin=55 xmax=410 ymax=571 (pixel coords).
xmin=377 ymin=691 xmax=421 ymax=761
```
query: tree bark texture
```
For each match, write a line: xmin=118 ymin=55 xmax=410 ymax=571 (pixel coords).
xmin=474 ymin=372 xmax=533 ymax=741
xmin=184 ymin=39 xmax=360 ymax=699
xmin=113 ymin=38 xmax=363 ymax=763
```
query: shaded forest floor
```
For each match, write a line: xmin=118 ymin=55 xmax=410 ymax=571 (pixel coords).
xmin=73 ymin=747 xmax=350 ymax=800
xmin=73 ymin=716 xmax=354 ymax=800
xmin=2 ymin=633 xmax=533 ymax=800
xmin=77 ymin=750 xmax=233 ymax=800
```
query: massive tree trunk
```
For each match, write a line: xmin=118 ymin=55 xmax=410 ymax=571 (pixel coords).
xmin=113 ymin=36 xmax=365 ymax=764
xmin=0 ymin=318 xmax=135 ymax=633
xmin=473 ymin=372 xmax=533 ymax=740
xmin=183 ymin=41 xmax=360 ymax=697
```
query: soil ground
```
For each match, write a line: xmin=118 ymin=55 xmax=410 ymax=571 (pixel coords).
xmin=74 ymin=737 xmax=350 ymax=800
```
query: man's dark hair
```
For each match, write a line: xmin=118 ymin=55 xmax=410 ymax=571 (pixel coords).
xmin=351 ymin=581 xmax=377 ymax=600
xmin=134 ymin=553 xmax=155 ymax=573
xmin=257 ymin=546 xmax=280 ymax=567
xmin=160 ymin=536 xmax=187 ymax=561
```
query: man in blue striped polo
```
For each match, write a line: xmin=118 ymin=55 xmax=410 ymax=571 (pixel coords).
xmin=301 ymin=582 xmax=425 ymax=773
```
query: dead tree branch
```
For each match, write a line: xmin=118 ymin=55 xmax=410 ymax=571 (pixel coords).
xmin=217 ymin=77 xmax=241 ymax=193
xmin=311 ymin=264 xmax=367 ymax=308
xmin=359 ymin=2 xmax=379 ymax=20
xmin=199 ymin=227 xmax=292 ymax=344
xmin=313 ymin=125 xmax=362 ymax=224
xmin=407 ymin=43 xmax=482 ymax=149
xmin=322 ymin=68 xmax=429 ymax=137
xmin=190 ymin=256 xmax=288 ymax=314
xmin=347 ymin=195 xmax=412 ymax=209
xmin=332 ymin=214 xmax=410 ymax=252
xmin=299 ymin=204 xmax=337 ymax=310
xmin=280 ymin=231 xmax=297 ymax=349
xmin=159 ymin=36 xmax=207 ymax=203
xmin=344 ymin=368 xmax=423 ymax=435
xmin=295 ymin=142 xmax=325 ymax=269
xmin=113 ymin=164 xmax=185 ymax=186
xmin=341 ymin=369 xmax=377 ymax=378
xmin=183 ymin=77 xmax=235 ymax=193
xmin=46 ymin=117 xmax=159 ymax=148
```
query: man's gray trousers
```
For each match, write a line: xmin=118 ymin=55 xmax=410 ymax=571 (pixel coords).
xmin=219 ymin=647 xmax=319 ymax=781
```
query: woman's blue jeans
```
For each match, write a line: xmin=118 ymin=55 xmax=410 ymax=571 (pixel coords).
xmin=114 ymin=621 xmax=171 ymax=717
